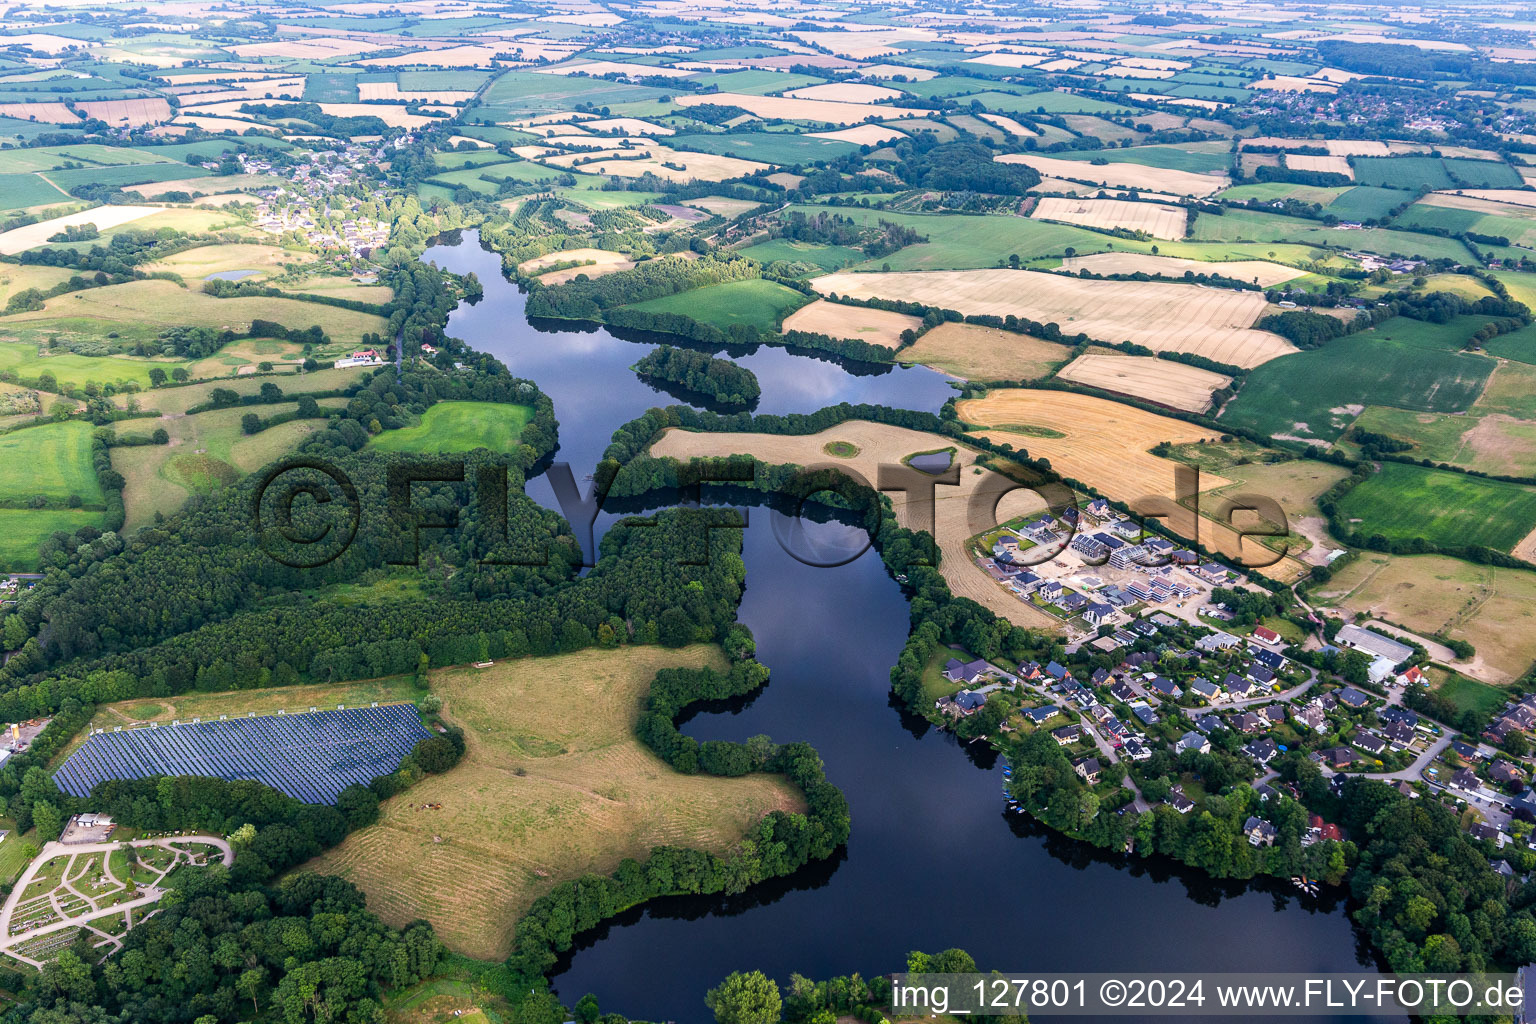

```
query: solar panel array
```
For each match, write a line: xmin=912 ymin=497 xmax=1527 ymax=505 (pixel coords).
xmin=54 ymin=704 xmax=431 ymax=805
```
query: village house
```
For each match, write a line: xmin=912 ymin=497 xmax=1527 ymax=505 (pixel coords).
xmin=1188 ymin=678 xmax=1221 ymax=703
xmin=1491 ymin=760 xmax=1524 ymax=786
xmin=1024 ymin=705 xmax=1061 ymax=726
xmin=1244 ymin=738 xmax=1279 ymax=766
xmin=1243 ymin=816 xmax=1279 ymax=847
xmin=1052 ymin=724 xmax=1081 ymax=746
xmin=1074 ymin=756 xmax=1101 ymax=784
xmin=1176 ymin=731 xmax=1210 ymax=755
xmin=1336 ymin=687 xmax=1371 ymax=710
xmin=1251 ymin=625 xmax=1282 ymax=647
xmin=1451 ymin=768 xmax=1481 ymax=791
xmin=943 ymin=658 xmax=994 ymax=685
xmin=1354 ymin=733 xmax=1387 ymax=757
xmin=1168 ymin=786 xmax=1195 ymax=814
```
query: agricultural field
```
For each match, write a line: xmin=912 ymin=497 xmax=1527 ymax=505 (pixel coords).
xmin=0 ymin=420 xmax=101 ymax=506
xmin=1333 ymin=462 xmax=1536 ymax=554
xmin=1030 ymin=197 xmax=1187 ymax=240
xmin=650 ymin=420 xmax=1061 ymax=631
xmin=997 ymin=153 xmax=1229 ymax=196
xmin=305 ymin=645 xmax=802 ymax=960
xmin=1313 ymin=554 xmax=1536 ymax=683
xmin=899 ymin=322 xmax=1072 ymax=381
xmin=1058 ymin=253 xmax=1305 ymax=287
xmin=367 ymin=402 xmax=534 ymax=455
xmin=0 ymin=342 xmax=189 ymax=391
xmin=737 ymin=239 xmax=864 ymax=273
xmin=0 ymin=507 xmax=99 ymax=569
xmin=626 ymin=278 xmax=808 ymax=332
xmin=810 ymin=269 xmax=1293 ymax=368
xmin=779 ymin=299 xmax=920 ymax=348
xmin=1348 ymin=405 xmax=1536 ymax=479
xmin=956 ymin=388 xmax=1310 ymax=580
xmin=1 ymin=280 xmax=388 ymax=348
xmin=1054 ymin=352 xmax=1231 ymax=413
xmin=1220 ymin=316 xmax=1500 ymax=443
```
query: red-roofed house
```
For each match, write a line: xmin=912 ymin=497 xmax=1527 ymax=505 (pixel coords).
xmin=1251 ymin=625 xmax=1282 ymax=647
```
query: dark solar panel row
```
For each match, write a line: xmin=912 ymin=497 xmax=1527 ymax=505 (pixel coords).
xmin=54 ymin=704 xmax=431 ymax=805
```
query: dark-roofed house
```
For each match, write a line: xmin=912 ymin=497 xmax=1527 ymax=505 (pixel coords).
xmin=1234 ymin=712 xmax=1266 ymax=734
xmin=1354 ymin=733 xmax=1387 ymax=756
xmin=1293 ymin=705 xmax=1326 ymax=731
xmin=1176 ymin=731 xmax=1210 ymax=755
xmin=1024 ymin=705 xmax=1061 ymax=725
xmin=943 ymin=657 xmax=993 ymax=685
xmin=1247 ymin=664 xmax=1276 ymax=686
xmin=1451 ymin=768 xmax=1480 ymax=791
xmin=1168 ymin=787 xmax=1195 ymax=814
xmin=1110 ymin=680 xmax=1137 ymax=703
xmin=1148 ymin=676 xmax=1182 ymax=699
xmin=1337 ymin=687 xmax=1371 ymax=709
xmin=1131 ymin=703 xmax=1159 ymax=726
xmin=1252 ymin=648 xmax=1285 ymax=672
xmin=1045 ymin=661 xmax=1071 ymax=682
xmin=954 ymin=691 xmax=989 ymax=715
xmin=1244 ymin=815 xmax=1278 ymax=847
xmin=1090 ymin=668 xmax=1112 ymax=687
xmin=1492 ymin=760 xmax=1524 ymax=785
xmin=1052 ymin=724 xmax=1081 ymax=746
xmin=1245 ymin=738 xmax=1279 ymax=766
xmin=1382 ymin=721 xmax=1415 ymax=748
xmin=1319 ymin=747 xmax=1356 ymax=770
xmin=1084 ymin=601 xmax=1114 ymax=625
xmin=1195 ymin=713 xmax=1224 ymax=734
xmin=1074 ymin=756 xmax=1101 ymax=783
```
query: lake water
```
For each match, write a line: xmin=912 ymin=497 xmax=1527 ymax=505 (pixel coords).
xmin=422 ymin=234 xmax=1393 ymax=1023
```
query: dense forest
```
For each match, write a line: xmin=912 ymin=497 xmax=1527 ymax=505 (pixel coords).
xmin=634 ymin=345 xmax=762 ymax=407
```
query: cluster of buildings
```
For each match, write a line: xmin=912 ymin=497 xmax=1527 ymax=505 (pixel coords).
xmin=977 ymin=500 xmax=1237 ymax=636
xmin=246 ymin=144 xmax=394 ymax=259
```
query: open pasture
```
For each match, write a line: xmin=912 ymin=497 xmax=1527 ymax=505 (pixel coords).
xmin=0 ymin=341 xmax=187 ymax=391
xmin=0 ymin=420 xmax=101 ymax=505
xmin=809 ymin=269 xmax=1293 ymax=368
xmin=1030 ymin=197 xmax=1187 ymax=240
xmin=997 ymin=153 xmax=1228 ymax=196
xmin=1219 ymin=315 xmax=1499 ymax=443
xmin=305 ymin=646 xmax=802 ymax=961
xmin=1055 ymin=352 xmax=1231 ymax=413
xmin=2 ymin=279 xmax=387 ymax=346
xmin=1313 ymin=553 xmax=1536 ymax=683
xmin=1351 ymin=406 xmax=1536 ymax=479
xmin=0 ymin=507 xmax=99 ymax=569
xmin=899 ymin=322 xmax=1071 ymax=381
xmin=366 ymin=402 xmax=534 ymax=455
xmin=779 ymin=299 xmax=919 ymax=349
xmin=1334 ymin=461 xmax=1536 ymax=555
xmin=627 ymin=279 xmax=807 ymax=333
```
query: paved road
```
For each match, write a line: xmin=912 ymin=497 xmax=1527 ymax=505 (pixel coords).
xmin=0 ymin=836 xmax=233 ymax=964
xmin=1323 ymin=734 xmax=1454 ymax=782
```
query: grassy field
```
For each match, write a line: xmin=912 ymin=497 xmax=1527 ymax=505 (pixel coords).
xmin=304 ymin=645 xmax=803 ymax=961
xmin=87 ymin=676 xmax=421 ymax=735
xmin=1313 ymin=552 xmax=1536 ymax=682
xmin=0 ymin=420 xmax=101 ymax=505
xmin=0 ymin=507 xmax=99 ymax=569
xmin=1219 ymin=316 xmax=1499 ymax=442
xmin=1349 ymin=404 xmax=1536 ymax=478
xmin=1426 ymin=665 xmax=1509 ymax=719
xmin=1334 ymin=462 xmax=1536 ymax=552
xmin=115 ymin=397 xmax=349 ymax=530
xmin=367 ymin=402 xmax=533 ymax=455
xmin=1191 ymin=209 xmax=1474 ymax=261
xmin=1048 ymin=141 xmax=1231 ymax=173
xmin=0 ymin=341 xmax=190 ymax=390
xmin=2 ymin=279 xmax=388 ymax=348
xmin=125 ymin=366 xmax=369 ymax=415
xmin=626 ymin=278 xmax=808 ymax=332
xmin=737 ymin=238 xmax=865 ymax=273
xmin=671 ymin=132 xmax=857 ymax=164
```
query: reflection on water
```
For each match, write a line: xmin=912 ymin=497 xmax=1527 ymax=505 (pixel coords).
xmin=422 ymin=235 xmax=1393 ymax=1024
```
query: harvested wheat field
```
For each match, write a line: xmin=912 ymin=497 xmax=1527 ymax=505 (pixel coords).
xmin=809 ymin=124 xmax=907 ymax=145
xmin=1055 ymin=352 xmax=1231 ymax=413
xmin=675 ymin=92 xmax=929 ymax=125
xmin=1284 ymin=154 xmax=1353 ymax=178
xmin=784 ymin=82 xmax=905 ymax=103
xmin=780 ymin=299 xmax=919 ymax=348
xmin=1059 ymin=252 xmax=1306 ymax=287
xmin=305 ymin=645 xmax=802 ymax=961
xmin=75 ymin=98 xmax=171 ymax=126
xmin=650 ymin=422 xmax=1062 ymax=631
xmin=1031 ymin=196 xmax=1186 ymax=240
xmin=0 ymin=206 xmax=159 ymax=255
xmin=1444 ymin=189 xmax=1536 ymax=209
xmin=901 ymin=322 xmax=1070 ymax=381
xmin=957 ymin=388 xmax=1309 ymax=580
xmin=357 ymin=81 xmax=475 ymax=104
xmin=0 ymin=102 xmax=78 ymax=122
xmin=1248 ymin=76 xmax=1337 ymax=94
xmin=977 ymin=113 xmax=1035 ymax=136
xmin=518 ymin=247 xmax=631 ymax=275
xmin=811 ymin=269 xmax=1294 ymax=368
xmin=569 ymin=146 xmax=767 ymax=183
xmin=997 ymin=153 xmax=1228 ymax=197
